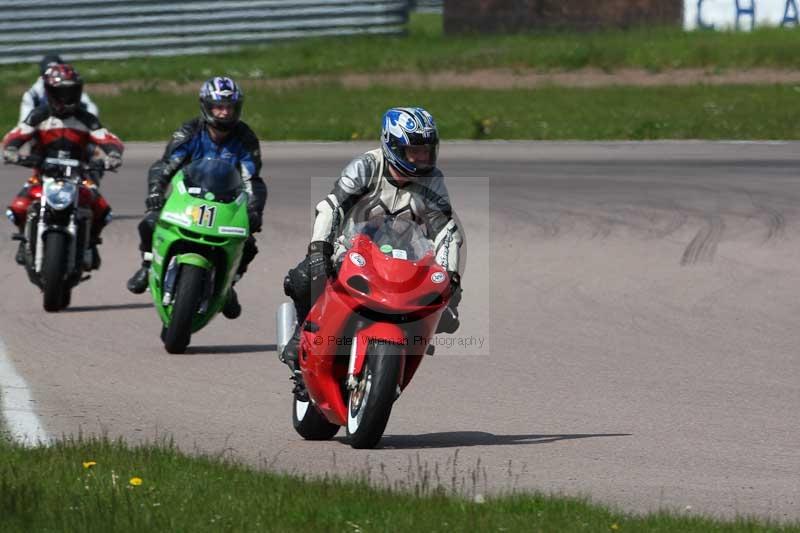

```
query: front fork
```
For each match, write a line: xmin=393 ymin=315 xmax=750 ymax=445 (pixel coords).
xmin=161 ymin=255 xmax=215 ymax=313
xmin=32 ymin=183 xmax=83 ymax=275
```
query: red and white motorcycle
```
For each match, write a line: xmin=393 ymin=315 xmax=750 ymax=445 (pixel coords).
xmin=277 ymin=215 xmax=455 ymax=448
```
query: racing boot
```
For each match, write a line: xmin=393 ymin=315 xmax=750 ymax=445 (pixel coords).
xmin=281 ymin=323 xmax=308 ymax=401
xmin=280 ymin=322 xmax=302 ymax=367
xmin=127 ymin=260 xmax=150 ymax=294
xmin=89 ymin=237 xmax=102 ymax=271
xmin=15 ymin=240 xmax=25 ymax=265
xmin=222 ymin=286 xmax=241 ymax=319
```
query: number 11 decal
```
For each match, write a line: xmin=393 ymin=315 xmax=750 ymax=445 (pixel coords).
xmin=195 ymin=204 xmax=216 ymax=227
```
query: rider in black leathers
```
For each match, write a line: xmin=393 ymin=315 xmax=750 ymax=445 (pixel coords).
xmin=126 ymin=77 xmax=267 ymax=319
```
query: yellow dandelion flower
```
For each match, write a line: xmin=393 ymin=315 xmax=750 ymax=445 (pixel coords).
xmin=610 ymin=524 xmax=620 ymax=531
xmin=82 ymin=461 xmax=97 ymax=469
xmin=129 ymin=477 xmax=143 ymax=486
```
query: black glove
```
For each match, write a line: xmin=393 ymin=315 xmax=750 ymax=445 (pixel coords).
xmin=436 ymin=271 xmax=462 ymax=334
xmin=3 ymin=147 xmax=20 ymax=164
xmin=104 ymin=153 xmax=122 ymax=171
xmin=248 ymin=209 xmax=263 ymax=233
xmin=307 ymin=241 xmax=334 ymax=281
xmin=447 ymin=271 xmax=462 ymax=309
xmin=145 ymin=190 xmax=165 ymax=212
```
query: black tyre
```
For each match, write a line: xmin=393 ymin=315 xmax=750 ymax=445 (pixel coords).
xmin=42 ymin=232 xmax=68 ymax=312
xmin=60 ymin=286 xmax=72 ymax=309
xmin=346 ymin=342 xmax=403 ymax=449
xmin=292 ymin=394 xmax=339 ymax=440
xmin=163 ymin=264 xmax=205 ymax=354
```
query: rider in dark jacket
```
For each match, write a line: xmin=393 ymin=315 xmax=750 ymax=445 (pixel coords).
xmin=126 ymin=77 xmax=267 ymax=319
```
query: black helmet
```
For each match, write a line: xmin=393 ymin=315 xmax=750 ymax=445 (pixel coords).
xmin=43 ymin=63 xmax=83 ymax=117
xmin=39 ymin=54 xmax=63 ymax=76
xmin=199 ymin=77 xmax=244 ymax=132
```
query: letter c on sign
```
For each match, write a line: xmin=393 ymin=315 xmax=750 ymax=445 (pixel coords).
xmin=697 ymin=0 xmax=715 ymax=30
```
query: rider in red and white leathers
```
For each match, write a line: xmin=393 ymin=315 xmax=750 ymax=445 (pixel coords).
xmin=3 ymin=64 xmax=123 ymax=266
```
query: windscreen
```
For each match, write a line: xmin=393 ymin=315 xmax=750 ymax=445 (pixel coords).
xmin=182 ymin=158 xmax=243 ymax=203
xmin=341 ymin=215 xmax=434 ymax=261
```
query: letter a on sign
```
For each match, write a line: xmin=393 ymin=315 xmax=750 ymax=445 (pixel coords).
xmin=783 ymin=0 xmax=800 ymax=26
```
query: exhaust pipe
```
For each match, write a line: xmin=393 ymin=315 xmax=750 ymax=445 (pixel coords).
xmin=276 ymin=302 xmax=297 ymax=355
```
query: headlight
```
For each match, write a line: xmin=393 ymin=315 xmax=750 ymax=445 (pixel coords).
xmin=45 ymin=181 xmax=77 ymax=210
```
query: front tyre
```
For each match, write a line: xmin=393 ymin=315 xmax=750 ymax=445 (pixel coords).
xmin=292 ymin=394 xmax=339 ymax=440
xmin=346 ymin=342 xmax=403 ymax=449
xmin=162 ymin=264 xmax=205 ymax=354
xmin=42 ymin=232 xmax=69 ymax=312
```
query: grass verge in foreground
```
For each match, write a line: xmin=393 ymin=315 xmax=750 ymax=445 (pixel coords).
xmin=1 ymin=437 xmax=797 ymax=532
xmin=1 ymin=14 xmax=800 ymax=86
xmin=2 ymin=84 xmax=798 ymax=141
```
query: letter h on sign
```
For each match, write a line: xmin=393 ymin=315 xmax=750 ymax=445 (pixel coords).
xmin=735 ymin=0 xmax=756 ymax=30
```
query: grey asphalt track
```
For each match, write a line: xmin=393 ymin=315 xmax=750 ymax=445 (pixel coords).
xmin=0 ymin=141 xmax=798 ymax=521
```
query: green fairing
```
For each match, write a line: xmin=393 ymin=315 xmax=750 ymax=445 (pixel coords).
xmin=148 ymin=168 xmax=249 ymax=337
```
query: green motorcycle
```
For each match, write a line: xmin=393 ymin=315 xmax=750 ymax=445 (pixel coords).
xmin=148 ymin=159 xmax=249 ymax=353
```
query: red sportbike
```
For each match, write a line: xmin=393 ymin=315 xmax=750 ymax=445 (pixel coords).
xmin=277 ymin=216 xmax=454 ymax=448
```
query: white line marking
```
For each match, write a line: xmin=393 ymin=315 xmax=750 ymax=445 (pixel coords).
xmin=0 ymin=338 xmax=49 ymax=446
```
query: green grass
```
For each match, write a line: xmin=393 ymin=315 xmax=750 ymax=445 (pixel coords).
xmin=1 ymin=14 xmax=800 ymax=87
xmin=1 ymin=437 xmax=797 ymax=532
xmin=3 ymin=84 xmax=799 ymax=141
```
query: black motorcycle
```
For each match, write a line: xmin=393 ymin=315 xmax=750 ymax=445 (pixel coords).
xmin=11 ymin=156 xmax=108 ymax=311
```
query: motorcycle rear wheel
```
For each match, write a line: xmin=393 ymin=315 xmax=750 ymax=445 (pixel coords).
xmin=162 ymin=264 xmax=205 ymax=354
xmin=42 ymin=232 xmax=68 ymax=312
xmin=346 ymin=341 xmax=403 ymax=449
xmin=292 ymin=394 xmax=339 ymax=440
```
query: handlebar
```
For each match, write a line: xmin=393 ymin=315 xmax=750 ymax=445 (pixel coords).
xmin=7 ymin=155 xmax=111 ymax=173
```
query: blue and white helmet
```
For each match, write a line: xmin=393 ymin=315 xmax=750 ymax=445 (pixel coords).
xmin=381 ymin=107 xmax=439 ymax=177
xmin=199 ymin=76 xmax=244 ymax=131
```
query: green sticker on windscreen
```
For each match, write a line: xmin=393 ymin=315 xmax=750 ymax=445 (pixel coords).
xmin=380 ymin=244 xmax=393 ymax=253
xmin=204 ymin=192 xmax=215 ymax=201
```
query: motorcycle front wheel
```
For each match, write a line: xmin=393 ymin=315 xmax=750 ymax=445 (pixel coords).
xmin=42 ymin=232 xmax=69 ymax=312
xmin=162 ymin=264 xmax=205 ymax=354
xmin=346 ymin=341 xmax=403 ymax=449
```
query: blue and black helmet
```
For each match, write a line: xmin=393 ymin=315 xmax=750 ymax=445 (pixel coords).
xmin=199 ymin=76 xmax=244 ymax=132
xmin=381 ymin=107 xmax=439 ymax=177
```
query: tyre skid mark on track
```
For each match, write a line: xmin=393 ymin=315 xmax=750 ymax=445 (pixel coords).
xmin=747 ymin=196 xmax=786 ymax=244
xmin=681 ymin=216 xmax=725 ymax=266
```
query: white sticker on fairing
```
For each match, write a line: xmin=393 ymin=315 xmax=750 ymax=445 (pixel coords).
xmin=431 ymin=271 xmax=447 ymax=284
xmin=187 ymin=186 xmax=202 ymax=195
xmin=176 ymin=181 xmax=186 ymax=194
xmin=162 ymin=212 xmax=191 ymax=227
xmin=349 ymin=253 xmax=366 ymax=267
xmin=392 ymin=249 xmax=408 ymax=260
xmin=219 ymin=226 xmax=247 ymax=236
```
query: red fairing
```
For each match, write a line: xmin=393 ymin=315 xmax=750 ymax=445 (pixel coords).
xmin=299 ymin=235 xmax=450 ymax=427
xmin=8 ymin=182 xmax=107 ymax=231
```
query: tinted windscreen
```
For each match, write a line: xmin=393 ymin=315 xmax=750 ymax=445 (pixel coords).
xmin=342 ymin=215 xmax=434 ymax=261
xmin=182 ymin=158 xmax=243 ymax=203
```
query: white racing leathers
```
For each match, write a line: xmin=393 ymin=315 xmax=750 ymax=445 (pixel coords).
xmin=312 ymin=148 xmax=463 ymax=273
xmin=20 ymin=78 xmax=99 ymax=123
